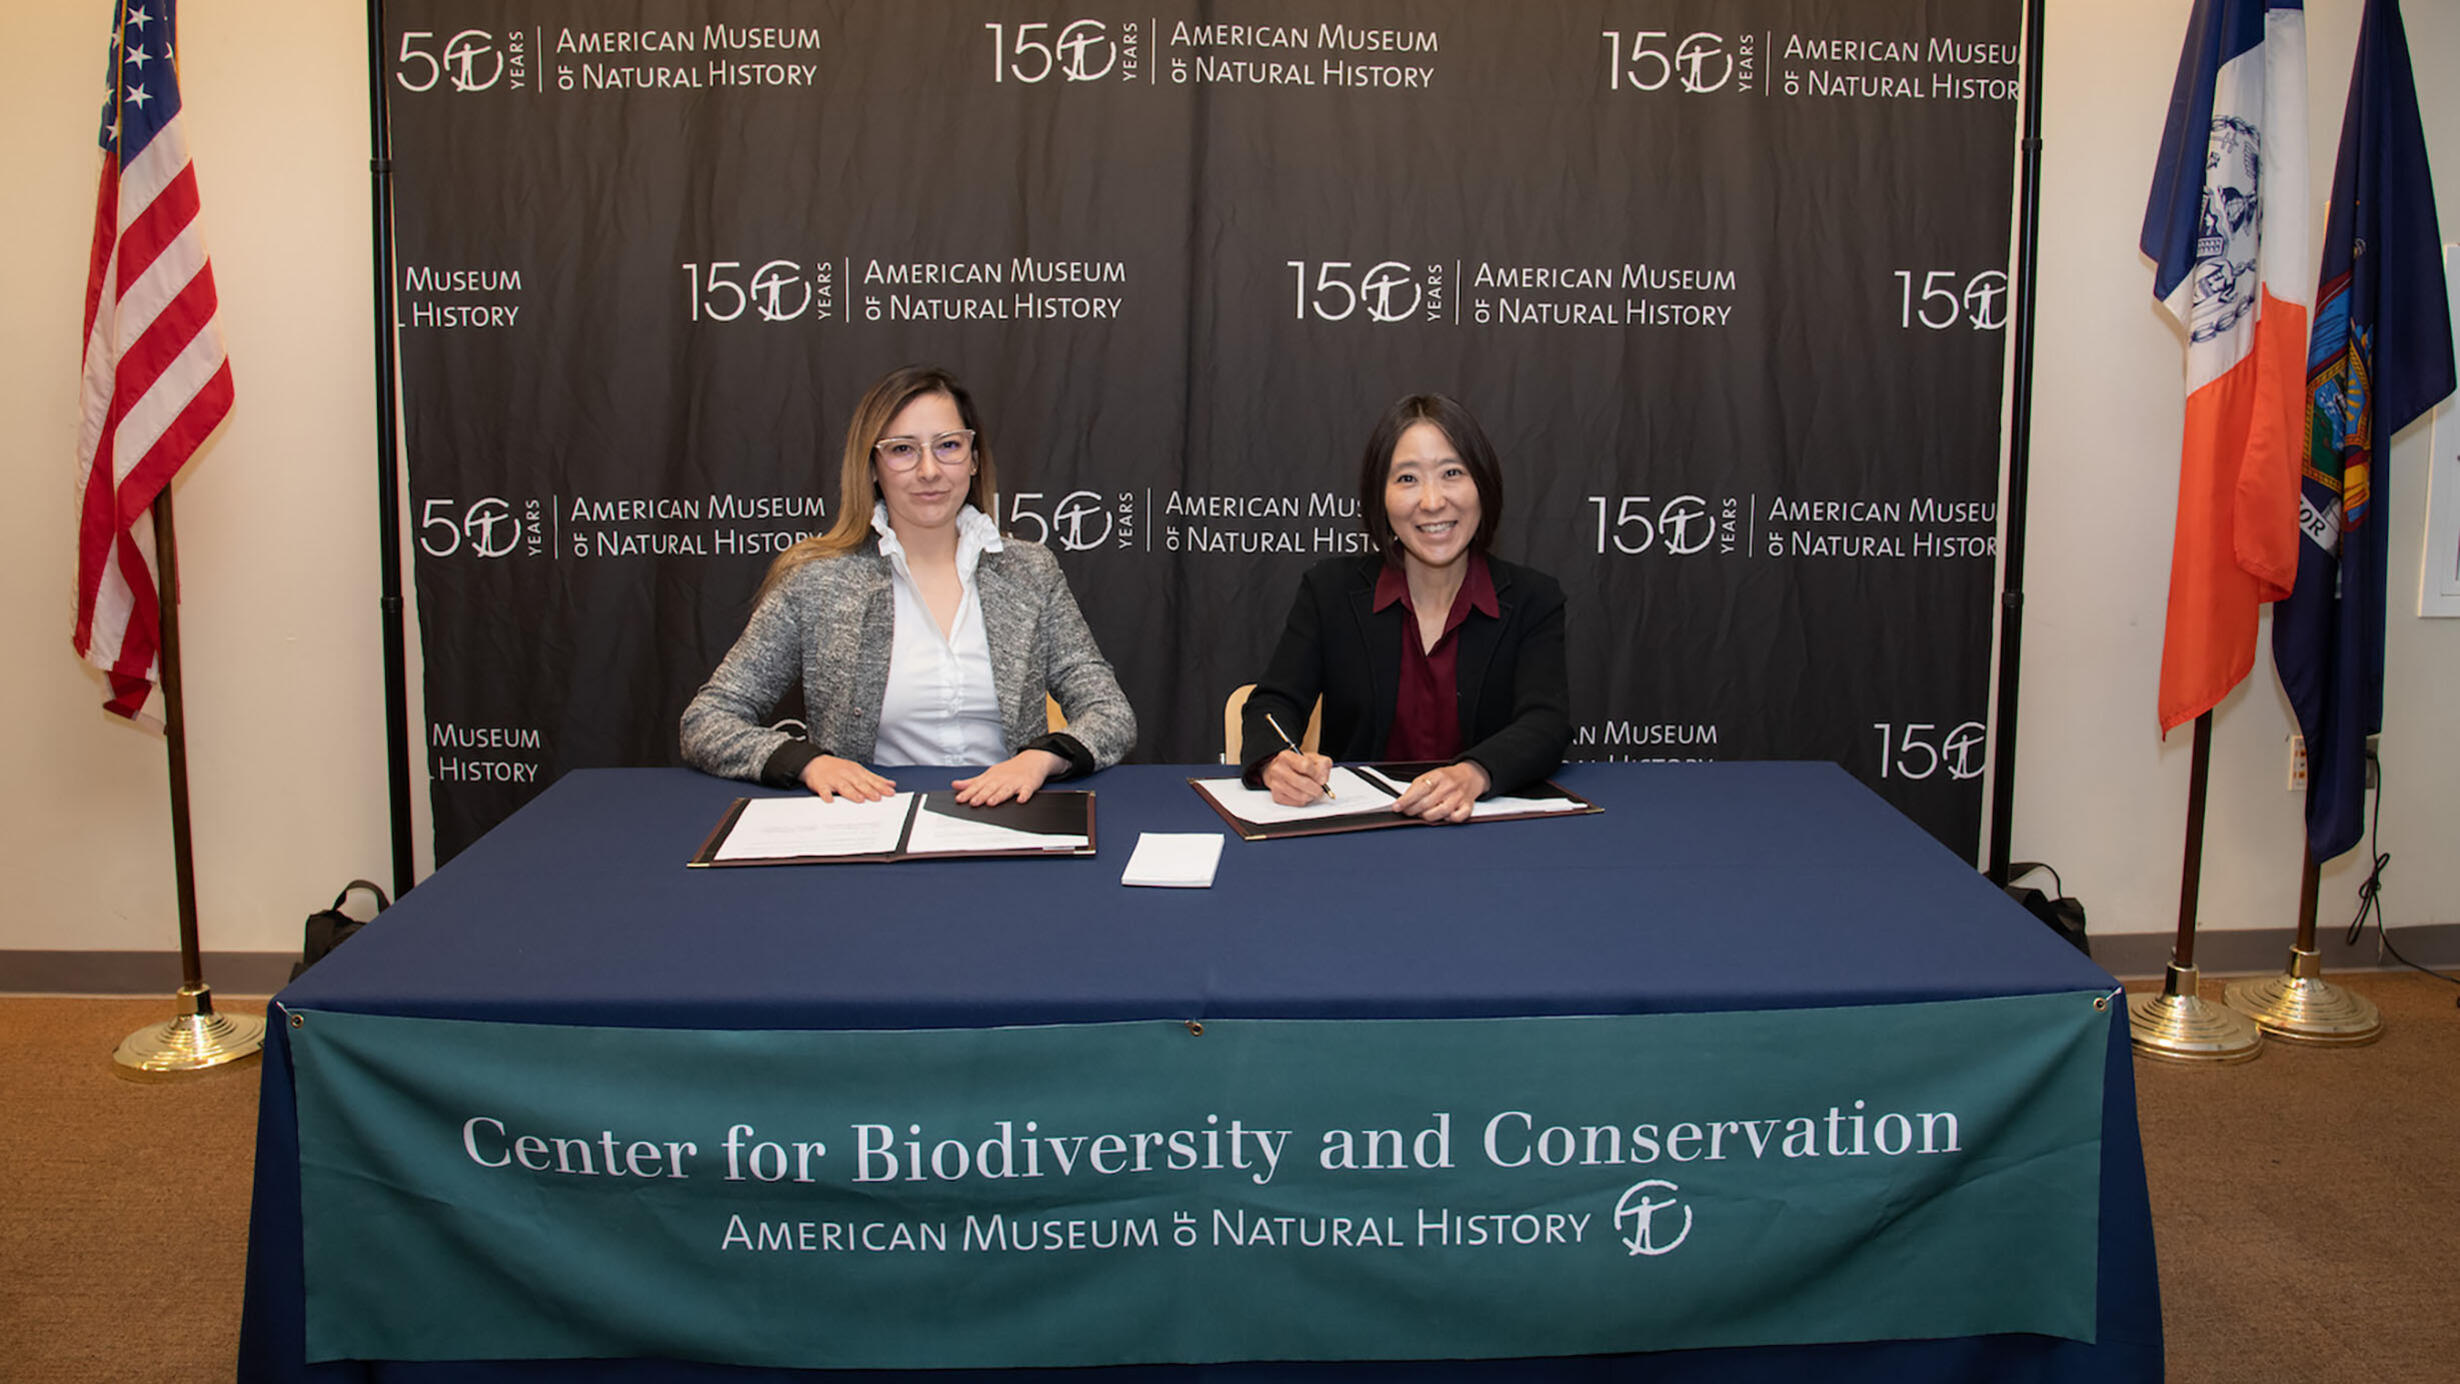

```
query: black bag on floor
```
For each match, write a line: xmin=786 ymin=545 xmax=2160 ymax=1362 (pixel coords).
xmin=2003 ymin=862 xmax=2090 ymax=956
xmin=291 ymin=880 xmax=390 ymax=980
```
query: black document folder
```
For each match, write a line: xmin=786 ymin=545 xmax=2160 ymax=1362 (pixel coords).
xmin=689 ymin=790 xmax=1096 ymax=866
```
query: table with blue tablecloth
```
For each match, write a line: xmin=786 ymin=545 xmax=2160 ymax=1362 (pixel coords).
xmin=239 ymin=761 xmax=2161 ymax=1382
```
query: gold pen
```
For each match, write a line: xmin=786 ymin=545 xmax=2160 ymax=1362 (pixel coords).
xmin=1263 ymin=712 xmax=1332 ymax=799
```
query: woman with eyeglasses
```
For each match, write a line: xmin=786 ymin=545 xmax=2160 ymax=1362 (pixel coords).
xmin=682 ymin=365 xmax=1135 ymax=805
xmin=1240 ymin=393 xmax=1570 ymax=823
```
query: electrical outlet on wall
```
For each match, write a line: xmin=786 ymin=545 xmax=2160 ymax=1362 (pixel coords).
xmin=2287 ymin=733 xmax=2383 ymax=791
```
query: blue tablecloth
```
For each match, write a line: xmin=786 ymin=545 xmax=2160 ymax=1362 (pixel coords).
xmin=239 ymin=762 xmax=2161 ymax=1381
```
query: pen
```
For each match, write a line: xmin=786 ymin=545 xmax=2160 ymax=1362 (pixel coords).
xmin=1264 ymin=713 xmax=1332 ymax=799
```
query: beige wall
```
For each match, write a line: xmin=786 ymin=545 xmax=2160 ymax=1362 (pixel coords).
xmin=1 ymin=0 xmax=396 ymax=955
xmin=0 ymin=0 xmax=2451 ymax=960
xmin=2018 ymin=0 xmax=2460 ymax=945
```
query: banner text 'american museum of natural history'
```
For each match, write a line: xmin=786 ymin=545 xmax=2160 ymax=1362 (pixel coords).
xmin=385 ymin=1 xmax=2024 ymax=857
xmin=293 ymin=992 xmax=2106 ymax=1367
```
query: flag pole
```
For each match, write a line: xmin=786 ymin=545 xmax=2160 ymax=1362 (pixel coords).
xmin=1985 ymin=0 xmax=2048 ymax=885
xmin=365 ymin=0 xmax=416 ymax=899
xmin=2224 ymin=840 xmax=2383 ymax=1041
xmin=113 ymin=488 xmax=266 ymax=1072
xmin=2234 ymin=0 xmax=2447 ymax=1042
xmin=2127 ymin=710 xmax=2263 ymax=1060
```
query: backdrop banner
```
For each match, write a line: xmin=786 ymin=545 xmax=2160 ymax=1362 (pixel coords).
xmin=386 ymin=1 xmax=2023 ymax=859
xmin=292 ymin=994 xmax=2107 ymax=1367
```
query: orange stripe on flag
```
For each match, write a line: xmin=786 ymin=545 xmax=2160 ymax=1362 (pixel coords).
xmin=2159 ymin=289 xmax=2308 ymax=733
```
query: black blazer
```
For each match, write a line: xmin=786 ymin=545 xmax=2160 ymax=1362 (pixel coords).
xmin=1242 ymin=554 xmax=1572 ymax=795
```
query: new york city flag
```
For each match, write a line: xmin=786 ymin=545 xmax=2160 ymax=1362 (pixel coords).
xmin=2273 ymin=0 xmax=2454 ymax=862
xmin=2141 ymin=0 xmax=2308 ymax=735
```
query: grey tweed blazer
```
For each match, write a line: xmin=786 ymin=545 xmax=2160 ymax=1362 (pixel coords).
xmin=679 ymin=537 xmax=1136 ymax=786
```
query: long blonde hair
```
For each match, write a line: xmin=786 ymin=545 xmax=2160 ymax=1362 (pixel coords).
xmin=756 ymin=365 xmax=998 ymax=607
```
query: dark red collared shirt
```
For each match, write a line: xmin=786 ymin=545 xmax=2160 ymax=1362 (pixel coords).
xmin=1375 ymin=553 xmax=1499 ymax=763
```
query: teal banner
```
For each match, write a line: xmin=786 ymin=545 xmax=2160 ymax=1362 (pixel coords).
xmin=290 ymin=994 xmax=2109 ymax=1367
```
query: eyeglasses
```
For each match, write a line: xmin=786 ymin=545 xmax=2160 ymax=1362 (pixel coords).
xmin=873 ymin=429 xmax=975 ymax=472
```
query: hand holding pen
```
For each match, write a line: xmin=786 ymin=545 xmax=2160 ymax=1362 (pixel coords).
xmin=1261 ymin=712 xmax=1336 ymax=806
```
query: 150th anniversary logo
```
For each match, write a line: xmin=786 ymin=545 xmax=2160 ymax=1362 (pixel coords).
xmin=983 ymin=18 xmax=1146 ymax=84
xmin=973 ymin=16 xmax=1441 ymax=90
xmin=1596 ymin=23 xmax=2015 ymax=103
xmin=395 ymin=26 xmax=531 ymax=93
xmin=1601 ymin=26 xmax=1763 ymax=95
xmin=393 ymin=20 xmax=823 ymax=95
xmin=413 ymin=492 xmax=829 ymax=561
xmin=673 ymin=256 xmax=1133 ymax=326
xmin=1583 ymin=492 xmax=1997 ymax=563
xmin=1008 ymin=490 xmax=1139 ymax=552
xmin=1279 ymin=257 xmax=1744 ymax=330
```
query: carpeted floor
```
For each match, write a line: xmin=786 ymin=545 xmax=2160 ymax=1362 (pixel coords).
xmin=0 ymin=996 xmax=264 ymax=1381
xmin=2 ymin=975 xmax=2455 ymax=1381
xmin=2130 ymin=969 xmax=2460 ymax=1383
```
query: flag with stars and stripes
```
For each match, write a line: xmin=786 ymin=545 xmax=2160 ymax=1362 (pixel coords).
xmin=74 ymin=0 xmax=233 ymax=720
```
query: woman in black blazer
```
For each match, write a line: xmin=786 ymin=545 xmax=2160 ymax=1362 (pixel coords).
xmin=1241 ymin=394 xmax=1571 ymax=822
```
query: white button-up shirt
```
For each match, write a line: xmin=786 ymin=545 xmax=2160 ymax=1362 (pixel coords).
xmin=871 ymin=502 xmax=1010 ymax=768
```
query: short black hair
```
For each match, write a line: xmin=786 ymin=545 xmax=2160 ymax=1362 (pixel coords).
xmin=1355 ymin=393 xmax=1504 ymax=560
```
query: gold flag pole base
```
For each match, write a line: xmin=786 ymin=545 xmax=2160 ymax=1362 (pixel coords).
xmin=2128 ymin=962 xmax=2263 ymax=1062
xmin=113 ymin=983 xmax=265 ymax=1073
xmin=2223 ymin=947 xmax=2383 ymax=1044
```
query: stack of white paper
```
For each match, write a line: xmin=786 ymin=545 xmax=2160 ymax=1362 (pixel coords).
xmin=1121 ymin=833 xmax=1224 ymax=888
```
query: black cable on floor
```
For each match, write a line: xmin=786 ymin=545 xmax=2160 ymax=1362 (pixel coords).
xmin=2338 ymin=752 xmax=2460 ymax=1003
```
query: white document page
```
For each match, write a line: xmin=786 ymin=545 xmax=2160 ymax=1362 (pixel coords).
xmin=1352 ymin=765 xmax=1581 ymax=819
xmin=1467 ymin=792 xmax=1589 ymax=819
xmin=1121 ymin=833 xmax=1224 ymax=887
xmin=904 ymin=805 xmax=1088 ymax=855
xmin=1191 ymin=767 xmax=1395 ymax=826
xmin=712 ymin=794 xmax=914 ymax=862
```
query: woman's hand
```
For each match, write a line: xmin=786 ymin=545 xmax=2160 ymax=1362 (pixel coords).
xmin=1391 ymin=762 xmax=1490 ymax=823
xmin=953 ymin=750 xmax=1068 ymax=807
xmin=1262 ymin=749 xmax=1336 ymax=805
xmin=800 ymin=755 xmax=897 ymax=802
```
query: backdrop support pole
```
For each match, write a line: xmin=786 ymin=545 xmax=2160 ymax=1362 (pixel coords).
xmin=113 ymin=490 xmax=266 ymax=1073
xmin=2128 ymin=711 xmax=2262 ymax=1061
xmin=365 ymin=0 xmax=415 ymax=899
xmin=2225 ymin=842 xmax=2383 ymax=1043
xmin=1987 ymin=0 xmax=2049 ymax=885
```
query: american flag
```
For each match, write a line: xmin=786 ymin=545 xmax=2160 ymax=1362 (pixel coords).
xmin=74 ymin=0 xmax=233 ymax=720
